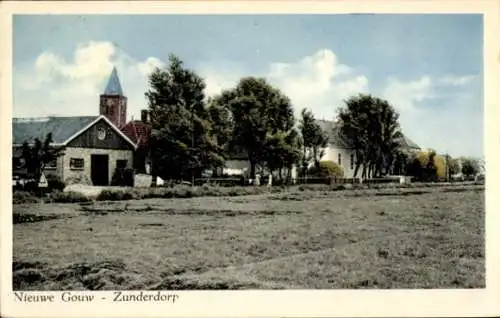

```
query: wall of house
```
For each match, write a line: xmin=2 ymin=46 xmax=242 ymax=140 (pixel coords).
xmin=62 ymin=147 xmax=133 ymax=185
xmin=225 ymin=160 xmax=252 ymax=172
xmin=321 ymin=146 xmax=358 ymax=178
xmin=321 ymin=145 xmax=424 ymax=178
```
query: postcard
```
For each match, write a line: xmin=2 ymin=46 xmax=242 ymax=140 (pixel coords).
xmin=1 ymin=1 xmax=499 ymax=317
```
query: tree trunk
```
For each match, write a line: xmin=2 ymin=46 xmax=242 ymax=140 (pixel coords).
xmin=353 ymin=163 xmax=361 ymax=178
xmin=302 ymin=148 xmax=307 ymax=177
xmin=313 ymin=155 xmax=317 ymax=169
xmin=250 ymin=161 xmax=256 ymax=179
xmin=150 ymin=163 xmax=157 ymax=187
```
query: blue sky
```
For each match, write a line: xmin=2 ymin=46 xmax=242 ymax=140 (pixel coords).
xmin=13 ymin=14 xmax=483 ymax=158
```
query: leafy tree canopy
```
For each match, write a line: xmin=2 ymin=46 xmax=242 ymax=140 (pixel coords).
xmin=145 ymin=54 xmax=223 ymax=182
xmin=299 ymin=108 xmax=329 ymax=173
xmin=211 ymin=77 xmax=299 ymax=178
xmin=337 ymin=94 xmax=403 ymax=179
xmin=18 ymin=133 xmax=65 ymax=187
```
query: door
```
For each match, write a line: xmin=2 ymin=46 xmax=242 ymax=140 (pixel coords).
xmin=91 ymin=154 xmax=109 ymax=186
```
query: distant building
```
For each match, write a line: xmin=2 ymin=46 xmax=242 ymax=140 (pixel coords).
xmin=316 ymin=119 xmax=422 ymax=178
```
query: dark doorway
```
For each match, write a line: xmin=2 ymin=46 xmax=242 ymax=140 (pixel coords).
xmin=91 ymin=154 xmax=109 ymax=186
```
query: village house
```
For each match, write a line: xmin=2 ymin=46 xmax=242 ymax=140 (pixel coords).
xmin=316 ymin=119 xmax=422 ymax=178
xmin=12 ymin=67 xmax=139 ymax=186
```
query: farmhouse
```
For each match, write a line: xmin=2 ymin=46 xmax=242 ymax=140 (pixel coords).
xmin=12 ymin=67 xmax=138 ymax=186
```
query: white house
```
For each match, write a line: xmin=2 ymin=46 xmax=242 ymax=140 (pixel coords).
xmin=316 ymin=119 xmax=422 ymax=178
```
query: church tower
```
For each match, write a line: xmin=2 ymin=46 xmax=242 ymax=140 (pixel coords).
xmin=99 ymin=67 xmax=127 ymax=128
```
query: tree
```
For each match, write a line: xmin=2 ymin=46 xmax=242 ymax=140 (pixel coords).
xmin=263 ymin=128 xmax=302 ymax=183
xmin=392 ymin=150 xmax=411 ymax=175
xmin=447 ymin=157 xmax=461 ymax=176
xmin=461 ymin=157 xmax=480 ymax=178
xmin=337 ymin=94 xmax=403 ymax=179
xmin=145 ymin=54 xmax=223 ymax=184
xmin=18 ymin=133 xmax=65 ymax=189
xmin=298 ymin=108 xmax=329 ymax=176
xmin=407 ymin=150 xmax=449 ymax=181
xmin=206 ymin=97 xmax=234 ymax=176
xmin=213 ymin=77 xmax=298 ymax=179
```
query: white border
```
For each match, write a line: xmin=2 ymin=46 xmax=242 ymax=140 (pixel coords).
xmin=1 ymin=1 xmax=499 ymax=317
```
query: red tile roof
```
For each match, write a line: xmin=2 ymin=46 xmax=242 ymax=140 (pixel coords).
xmin=121 ymin=120 xmax=151 ymax=148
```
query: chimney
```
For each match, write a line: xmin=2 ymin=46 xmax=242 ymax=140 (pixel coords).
xmin=141 ymin=109 xmax=148 ymax=123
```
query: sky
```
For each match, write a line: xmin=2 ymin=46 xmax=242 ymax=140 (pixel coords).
xmin=12 ymin=14 xmax=483 ymax=158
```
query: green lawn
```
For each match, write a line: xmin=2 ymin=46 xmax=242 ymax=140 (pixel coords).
xmin=12 ymin=185 xmax=485 ymax=290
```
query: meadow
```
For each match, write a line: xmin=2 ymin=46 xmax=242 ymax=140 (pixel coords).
xmin=13 ymin=184 xmax=485 ymax=290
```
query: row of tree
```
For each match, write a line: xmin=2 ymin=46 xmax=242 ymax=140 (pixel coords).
xmin=147 ymin=55 xmax=326 ymax=183
xmin=145 ymin=54 xmax=483 ymax=183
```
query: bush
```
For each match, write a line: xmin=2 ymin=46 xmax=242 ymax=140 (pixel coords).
xmin=22 ymin=181 xmax=41 ymax=193
xmin=96 ymin=189 xmax=139 ymax=201
xmin=308 ymin=161 xmax=344 ymax=178
xmin=13 ymin=191 xmax=40 ymax=204
xmin=111 ymin=168 xmax=135 ymax=187
xmin=409 ymin=151 xmax=444 ymax=181
xmin=48 ymin=191 xmax=92 ymax=203
xmin=46 ymin=175 xmax=66 ymax=192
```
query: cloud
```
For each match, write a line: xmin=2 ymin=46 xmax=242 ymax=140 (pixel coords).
xmin=14 ymin=41 xmax=164 ymax=120
xmin=266 ymin=49 xmax=368 ymax=120
xmin=440 ymin=75 xmax=477 ymax=86
xmin=16 ymin=46 xmax=368 ymax=123
xmin=197 ymin=64 xmax=244 ymax=98
xmin=382 ymin=76 xmax=433 ymax=114
xmin=199 ymin=49 xmax=369 ymax=121
xmin=381 ymin=75 xmax=482 ymax=158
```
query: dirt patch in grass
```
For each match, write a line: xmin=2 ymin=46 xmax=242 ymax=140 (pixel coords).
xmin=13 ymin=213 xmax=63 ymax=224
xmin=12 ymin=259 xmax=145 ymax=291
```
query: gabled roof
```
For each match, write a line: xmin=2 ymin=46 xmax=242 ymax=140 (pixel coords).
xmin=315 ymin=119 xmax=421 ymax=150
xmin=13 ymin=116 xmax=98 ymax=145
xmin=103 ymin=66 xmax=123 ymax=96
xmin=316 ymin=119 xmax=343 ymax=145
xmin=396 ymin=135 xmax=420 ymax=150
xmin=13 ymin=115 xmax=137 ymax=149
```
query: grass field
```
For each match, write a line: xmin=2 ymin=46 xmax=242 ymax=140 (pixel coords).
xmin=13 ymin=184 xmax=485 ymax=290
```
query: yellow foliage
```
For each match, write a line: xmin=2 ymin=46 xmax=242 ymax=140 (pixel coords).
xmin=415 ymin=151 xmax=446 ymax=179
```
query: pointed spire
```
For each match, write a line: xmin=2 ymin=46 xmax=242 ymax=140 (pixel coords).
xmin=103 ymin=66 xmax=123 ymax=96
